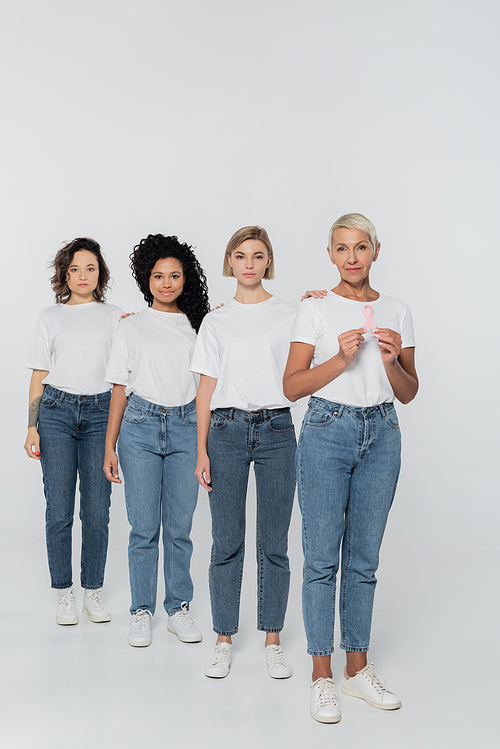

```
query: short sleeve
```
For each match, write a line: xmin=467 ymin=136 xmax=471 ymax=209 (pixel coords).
xmin=400 ymin=305 xmax=415 ymax=349
xmin=290 ymin=299 xmax=320 ymax=346
xmin=105 ymin=326 xmax=130 ymax=385
xmin=26 ymin=313 xmax=52 ymax=371
xmin=190 ymin=317 xmax=220 ymax=378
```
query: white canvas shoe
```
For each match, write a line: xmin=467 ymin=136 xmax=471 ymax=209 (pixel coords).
xmin=56 ymin=588 xmax=78 ymax=626
xmin=127 ymin=609 xmax=153 ymax=647
xmin=82 ymin=589 xmax=111 ymax=623
xmin=342 ymin=663 xmax=401 ymax=710
xmin=265 ymin=644 xmax=293 ymax=679
xmin=168 ymin=602 xmax=202 ymax=642
xmin=204 ymin=642 xmax=231 ymax=678
xmin=310 ymin=677 xmax=341 ymax=723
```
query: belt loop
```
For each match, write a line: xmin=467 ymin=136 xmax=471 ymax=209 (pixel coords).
xmin=229 ymin=408 xmax=234 ymax=420
xmin=337 ymin=404 xmax=344 ymax=418
xmin=378 ymin=404 xmax=386 ymax=418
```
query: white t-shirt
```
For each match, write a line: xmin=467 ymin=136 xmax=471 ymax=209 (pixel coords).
xmin=26 ymin=302 xmax=124 ymax=395
xmin=105 ymin=308 xmax=199 ymax=407
xmin=291 ymin=291 xmax=415 ymax=407
xmin=190 ymin=296 xmax=297 ymax=411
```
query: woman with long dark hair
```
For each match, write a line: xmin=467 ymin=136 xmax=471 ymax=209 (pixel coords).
xmin=25 ymin=238 xmax=123 ymax=625
xmin=103 ymin=234 xmax=210 ymax=647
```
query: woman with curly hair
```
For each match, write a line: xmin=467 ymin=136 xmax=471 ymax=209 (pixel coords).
xmin=24 ymin=238 xmax=123 ymax=626
xmin=103 ymin=234 xmax=210 ymax=647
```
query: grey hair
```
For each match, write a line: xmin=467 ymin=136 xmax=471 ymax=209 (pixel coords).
xmin=328 ymin=213 xmax=379 ymax=251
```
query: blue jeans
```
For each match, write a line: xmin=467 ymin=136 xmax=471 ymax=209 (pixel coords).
xmin=118 ymin=394 xmax=199 ymax=615
xmin=38 ymin=385 xmax=112 ymax=590
xmin=296 ymin=397 xmax=401 ymax=656
xmin=207 ymin=407 xmax=296 ymax=635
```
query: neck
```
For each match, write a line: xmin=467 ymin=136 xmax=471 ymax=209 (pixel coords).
xmin=66 ymin=293 xmax=95 ymax=306
xmin=332 ymin=277 xmax=379 ymax=303
xmin=233 ymin=281 xmax=272 ymax=305
xmin=151 ymin=300 xmax=181 ymax=313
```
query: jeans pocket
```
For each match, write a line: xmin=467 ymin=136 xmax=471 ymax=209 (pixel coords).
xmin=122 ymin=403 xmax=151 ymax=424
xmin=210 ymin=412 xmax=228 ymax=430
xmin=182 ymin=405 xmax=197 ymax=427
xmin=305 ymin=408 xmax=336 ymax=427
xmin=267 ymin=411 xmax=294 ymax=433
xmin=98 ymin=396 xmax=111 ymax=413
xmin=384 ymin=409 xmax=400 ymax=429
xmin=40 ymin=393 xmax=58 ymax=409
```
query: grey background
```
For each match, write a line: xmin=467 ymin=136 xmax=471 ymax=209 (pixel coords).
xmin=1 ymin=1 xmax=497 ymax=747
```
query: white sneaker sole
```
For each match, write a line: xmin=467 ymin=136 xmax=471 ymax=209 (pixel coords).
xmin=204 ymin=664 xmax=230 ymax=678
xmin=167 ymin=624 xmax=202 ymax=643
xmin=310 ymin=710 xmax=341 ymax=724
xmin=56 ymin=615 xmax=78 ymax=626
xmin=342 ymin=684 xmax=401 ymax=710
xmin=83 ymin=606 xmax=111 ymax=623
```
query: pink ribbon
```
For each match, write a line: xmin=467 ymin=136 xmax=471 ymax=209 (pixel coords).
xmin=362 ymin=304 xmax=375 ymax=333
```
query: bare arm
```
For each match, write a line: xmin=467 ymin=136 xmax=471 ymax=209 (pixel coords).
xmin=373 ymin=328 xmax=419 ymax=404
xmin=194 ymin=375 xmax=217 ymax=491
xmin=24 ymin=369 xmax=49 ymax=459
xmin=103 ymin=384 xmax=128 ymax=483
xmin=283 ymin=328 xmax=366 ymax=402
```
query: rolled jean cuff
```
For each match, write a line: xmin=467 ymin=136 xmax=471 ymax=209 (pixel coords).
xmin=52 ymin=582 xmax=73 ymax=590
xmin=257 ymin=626 xmax=283 ymax=633
xmin=214 ymin=627 xmax=238 ymax=636
xmin=307 ymin=647 xmax=334 ymax=657
xmin=341 ymin=644 xmax=369 ymax=653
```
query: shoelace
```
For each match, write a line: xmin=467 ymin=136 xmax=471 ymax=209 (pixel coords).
xmin=58 ymin=591 xmax=75 ymax=608
xmin=133 ymin=609 xmax=152 ymax=631
xmin=267 ymin=645 xmax=287 ymax=667
xmin=175 ymin=602 xmax=195 ymax=628
xmin=315 ymin=678 xmax=338 ymax=706
xmin=210 ymin=645 xmax=230 ymax=665
xmin=362 ymin=663 xmax=394 ymax=695
xmin=86 ymin=590 xmax=105 ymax=610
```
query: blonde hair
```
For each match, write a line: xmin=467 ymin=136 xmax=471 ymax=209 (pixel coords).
xmin=222 ymin=226 xmax=275 ymax=279
xmin=328 ymin=213 xmax=379 ymax=252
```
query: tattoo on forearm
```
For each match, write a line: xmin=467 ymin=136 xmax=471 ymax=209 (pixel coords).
xmin=28 ymin=395 xmax=42 ymax=428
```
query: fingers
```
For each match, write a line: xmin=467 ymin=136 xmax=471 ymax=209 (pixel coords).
xmin=103 ymin=453 xmax=121 ymax=483
xmin=24 ymin=433 xmax=41 ymax=460
xmin=302 ymin=289 xmax=328 ymax=301
xmin=338 ymin=328 xmax=366 ymax=360
xmin=195 ymin=459 xmax=212 ymax=491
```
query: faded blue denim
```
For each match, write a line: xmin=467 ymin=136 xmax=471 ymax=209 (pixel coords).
xmin=296 ymin=396 xmax=401 ymax=656
xmin=207 ymin=407 xmax=296 ymax=635
xmin=118 ymin=394 xmax=199 ymax=615
xmin=38 ymin=385 xmax=112 ymax=590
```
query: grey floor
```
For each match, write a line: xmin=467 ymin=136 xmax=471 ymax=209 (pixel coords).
xmin=2 ymin=479 xmax=497 ymax=749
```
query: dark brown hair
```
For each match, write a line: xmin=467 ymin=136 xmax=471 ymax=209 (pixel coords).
xmin=50 ymin=238 xmax=110 ymax=304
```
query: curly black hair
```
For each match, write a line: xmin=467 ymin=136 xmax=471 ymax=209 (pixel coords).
xmin=129 ymin=234 xmax=210 ymax=332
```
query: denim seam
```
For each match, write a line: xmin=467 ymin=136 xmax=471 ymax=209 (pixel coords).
xmin=340 ymin=493 xmax=352 ymax=651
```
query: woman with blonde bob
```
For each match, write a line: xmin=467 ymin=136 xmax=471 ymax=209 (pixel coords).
xmin=192 ymin=226 xmax=297 ymax=680
xmin=284 ymin=213 xmax=418 ymax=723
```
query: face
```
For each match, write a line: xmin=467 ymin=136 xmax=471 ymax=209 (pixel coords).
xmin=227 ymin=239 xmax=271 ymax=284
xmin=149 ymin=257 xmax=185 ymax=310
xmin=66 ymin=250 xmax=100 ymax=299
xmin=328 ymin=227 xmax=379 ymax=282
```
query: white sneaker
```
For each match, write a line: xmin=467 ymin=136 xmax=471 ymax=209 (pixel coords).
xmin=82 ymin=589 xmax=111 ymax=623
xmin=168 ymin=602 xmax=203 ymax=643
xmin=204 ymin=642 xmax=231 ymax=678
xmin=127 ymin=609 xmax=153 ymax=647
xmin=310 ymin=677 xmax=341 ymax=723
xmin=342 ymin=663 xmax=401 ymax=710
xmin=265 ymin=644 xmax=293 ymax=679
xmin=56 ymin=588 xmax=78 ymax=626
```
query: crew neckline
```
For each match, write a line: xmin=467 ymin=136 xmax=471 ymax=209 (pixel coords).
xmin=328 ymin=290 xmax=382 ymax=304
xmin=231 ymin=296 xmax=274 ymax=308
